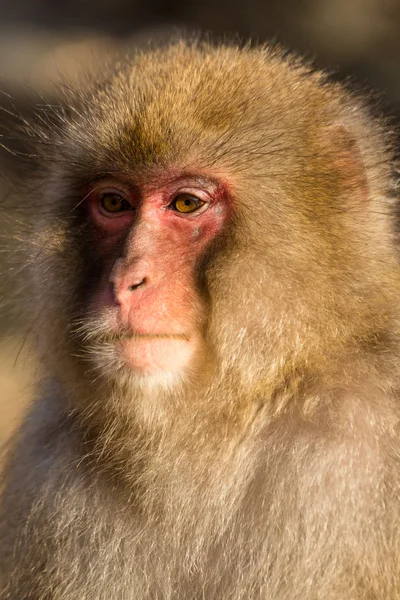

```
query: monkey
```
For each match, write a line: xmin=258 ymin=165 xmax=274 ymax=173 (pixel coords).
xmin=1 ymin=39 xmax=400 ymax=600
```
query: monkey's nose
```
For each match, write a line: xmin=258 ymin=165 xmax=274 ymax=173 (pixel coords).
xmin=110 ymin=258 xmax=151 ymax=304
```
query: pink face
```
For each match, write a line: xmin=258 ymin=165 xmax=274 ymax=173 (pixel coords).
xmin=85 ymin=174 xmax=231 ymax=375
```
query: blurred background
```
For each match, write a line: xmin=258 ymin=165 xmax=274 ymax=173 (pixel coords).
xmin=1 ymin=0 xmax=400 ymax=446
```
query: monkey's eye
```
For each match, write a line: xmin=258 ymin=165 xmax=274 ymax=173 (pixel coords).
xmin=170 ymin=194 xmax=205 ymax=214
xmin=100 ymin=193 xmax=131 ymax=214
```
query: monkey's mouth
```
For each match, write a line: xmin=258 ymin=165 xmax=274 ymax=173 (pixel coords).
xmin=96 ymin=332 xmax=191 ymax=343
xmin=90 ymin=330 xmax=195 ymax=374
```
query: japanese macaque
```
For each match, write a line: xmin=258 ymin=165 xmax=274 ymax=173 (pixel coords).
xmin=1 ymin=41 xmax=400 ymax=600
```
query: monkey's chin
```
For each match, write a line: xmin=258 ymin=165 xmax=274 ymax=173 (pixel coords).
xmin=119 ymin=334 xmax=196 ymax=375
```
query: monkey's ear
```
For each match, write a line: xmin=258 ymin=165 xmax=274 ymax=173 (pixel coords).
xmin=325 ymin=124 xmax=368 ymax=202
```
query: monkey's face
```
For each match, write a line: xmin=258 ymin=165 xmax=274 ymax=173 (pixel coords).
xmin=26 ymin=43 xmax=393 ymax=403
xmin=78 ymin=172 xmax=231 ymax=378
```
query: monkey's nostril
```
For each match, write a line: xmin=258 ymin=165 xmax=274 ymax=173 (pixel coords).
xmin=128 ymin=277 xmax=147 ymax=291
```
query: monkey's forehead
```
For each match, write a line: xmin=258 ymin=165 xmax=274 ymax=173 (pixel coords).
xmin=42 ymin=41 xmax=387 ymax=195
xmin=56 ymin=44 xmax=335 ymax=162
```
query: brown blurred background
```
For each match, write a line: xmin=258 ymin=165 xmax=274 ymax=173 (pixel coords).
xmin=1 ymin=0 xmax=400 ymax=446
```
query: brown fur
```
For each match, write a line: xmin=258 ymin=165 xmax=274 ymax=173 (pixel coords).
xmin=1 ymin=40 xmax=400 ymax=599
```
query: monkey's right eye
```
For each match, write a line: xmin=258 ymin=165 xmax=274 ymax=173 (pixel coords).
xmin=99 ymin=193 xmax=131 ymax=215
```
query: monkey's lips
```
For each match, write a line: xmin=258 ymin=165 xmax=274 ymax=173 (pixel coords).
xmin=100 ymin=330 xmax=195 ymax=374
xmin=101 ymin=332 xmax=191 ymax=342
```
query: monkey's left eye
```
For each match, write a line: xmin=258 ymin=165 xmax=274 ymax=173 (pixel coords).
xmin=99 ymin=193 xmax=131 ymax=214
xmin=170 ymin=194 xmax=205 ymax=214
